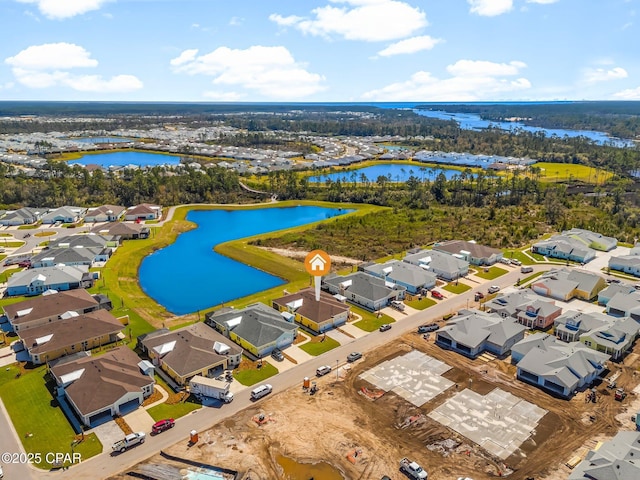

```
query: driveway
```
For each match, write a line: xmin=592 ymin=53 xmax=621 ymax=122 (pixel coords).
xmin=282 ymin=345 xmax=313 ymax=364
xmin=90 ymin=420 xmax=125 ymax=450
xmin=124 ymin=407 xmax=155 ymax=434
xmin=325 ymin=328 xmax=355 ymax=345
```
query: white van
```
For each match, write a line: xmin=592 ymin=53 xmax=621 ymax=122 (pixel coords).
xmin=250 ymin=384 xmax=273 ymax=400
xmin=520 ymin=266 xmax=534 ymax=274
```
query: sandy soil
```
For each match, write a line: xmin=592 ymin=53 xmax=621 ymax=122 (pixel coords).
xmin=258 ymin=247 xmax=361 ymax=266
xmin=113 ymin=334 xmax=640 ymax=480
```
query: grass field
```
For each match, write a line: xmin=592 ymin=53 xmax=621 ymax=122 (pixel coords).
xmin=530 ymin=162 xmax=615 ymax=184
xmin=0 ymin=267 xmax=22 ymax=283
xmin=146 ymin=395 xmax=202 ymax=421
xmin=443 ymin=282 xmax=471 ymax=294
xmin=353 ymin=313 xmax=395 ymax=332
xmin=503 ymin=250 xmax=535 ymax=265
xmin=474 ymin=266 xmax=509 ymax=280
xmin=405 ymin=297 xmax=436 ymax=310
xmin=299 ymin=336 xmax=341 ymax=356
xmin=34 ymin=230 xmax=57 ymax=237
xmin=0 ymin=364 xmax=103 ymax=469
xmin=233 ymin=361 xmax=279 ymax=386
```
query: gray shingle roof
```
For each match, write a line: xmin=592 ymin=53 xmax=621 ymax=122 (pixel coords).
xmin=433 ymin=240 xmax=501 ymax=260
xmin=439 ymin=310 xmax=526 ymax=349
xmin=569 ymin=431 xmax=640 ymax=480
xmin=7 ymin=264 xmax=88 ymax=289
xmin=323 ymin=272 xmax=405 ymax=302
xmin=363 ymin=259 xmax=437 ymax=289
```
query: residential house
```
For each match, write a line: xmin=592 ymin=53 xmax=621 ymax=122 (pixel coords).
xmin=48 ymin=234 xmax=119 ymax=250
xmin=568 ymin=431 xmax=640 ymax=480
xmin=554 ymin=311 xmax=613 ymax=342
xmin=2 ymin=289 xmax=106 ymax=332
xmin=138 ymin=323 xmax=242 ymax=386
xmin=0 ymin=207 xmax=44 ymax=226
xmin=403 ymin=248 xmax=469 ymax=281
xmin=511 ymin=332 xmax=609 ymax=398
xmin=83 ymin=205 xmax=126 ymax=223
xmin=272 ymin=288 xmax=350 ymax=334
xmin=435 ymin=309 xmax=527 ymax=358
xmin=206 ymin=303 xmax=298 ymax=358
xmin=598 ymin=283 xmax=636 ymax=305
xmin=609 ymin=255 xmax=640 ymax=277
xmin=531 ymin=236 xmax=596 ymax=264
xmin=90 ymin=222 xmax=150 ymax=239
xmin=485 ymin=290 xmax=562 ymax=329
xmin=605 ymin=291 xmax=640 ymax=320
xmin=580 ymin=316 xmax=639 ymax=360
xmin=361 ymin=259 xmax=437 ymax=294
xmin=433 ymin=240 xmax=503 ymax=266
xmin=41 ymin=206 xmax=87 ymax=224
xmin=7 ymin=264 xmax=94 ymax=296
xmin=30 ymin=234 xmax=119 ymax=268
xmin=19 ymin=309 xmax=124 ymax=364
xmin=563 ymin=228 xmax=618 ymax=252
xmin=124 ymin=203 xmax=162 ymax=221
xmin=50 ymin=347 xmax=154 ymax=427
xmin=531 ymin=268 xmax=607 ymax=301
xmin=322 ymin=272 xmax=406 ymax=311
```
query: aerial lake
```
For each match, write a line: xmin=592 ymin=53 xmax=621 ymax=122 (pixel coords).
xmin=70 ymin=151 xmax=181 ymax=167
xmin=139 ymin=206 xmax=352 ymax=315
xmin=308 ymin=163 xmax=469 ymax=183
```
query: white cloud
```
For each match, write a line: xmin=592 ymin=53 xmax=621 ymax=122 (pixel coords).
xmin=5 ymin=42 xmax=142 ymax=93
xmin=468 ymin=0 xmax=513 ymax=16
xmin=16 ymin=0 xmax=112 ymax=20
xmin=613 ymin=87 xmax=640 ymax=100
xmin=377 ymin=35 xmax=442 ymax=57
xmin=5 ymin=43 xmax=98 ymax=70
xmin=526 ymin=0 xmax=559 ymax=4
xmin=362 ymin=59 xmax=530 ymax=101
xmin=203 ymin=90 xmax=246 ymax=101
xmin=270 ymin=0 xmax=427 ymax=42
xmin=229 ymin=16 xmax=244 ymax=26
xmin=170 ymin=45 xmax=326 ymax=99
xmin=584 ymin=67 xmax=628 ymax=83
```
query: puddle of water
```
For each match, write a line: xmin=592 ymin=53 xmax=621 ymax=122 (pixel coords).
xmin=276 ymin=454 xmax=345 ymax=480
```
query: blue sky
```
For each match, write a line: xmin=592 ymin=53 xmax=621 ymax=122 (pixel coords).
xmin=1 ymin=0 xmax=639 ymax=102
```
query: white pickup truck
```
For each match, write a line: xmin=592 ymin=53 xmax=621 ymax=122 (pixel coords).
xmin=400 ymin=457 xmax=428 ymax=479
xmin=112 ymin=432 xmax=146 ymax=453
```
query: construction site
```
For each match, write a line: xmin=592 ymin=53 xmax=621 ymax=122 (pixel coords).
xmin=112 ymin=333 xmax=640 ymax=480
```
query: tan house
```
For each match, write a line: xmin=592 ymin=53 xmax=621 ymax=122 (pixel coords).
xmin=83 ymin=205 xmax=126 ymax=223
xmin=139 ymin=323 xmax=242 ymax=386
xmin=19 ymin=310 xmax=125 ymax=364
xmin=2 ymin=289 xmax=107 ymax=333
xmin=272 ymin=288 xmax=350 ymax=333
xmin=124 ymin=203 xmax=162 ymax=221
xmin=50 ymin=347 xmax=154 ymax=427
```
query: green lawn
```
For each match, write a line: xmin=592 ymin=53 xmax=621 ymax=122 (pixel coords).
xmin=0 ymin=364 xmax=103 ymax=469
xmin=353 ymin=313 xmax=395 ymax=332
xmin=17 ymin=224 xmax=40 ymax=230
xmin=146 ymin=395 xmax=202 ymax=421
xmin=34 ymin=231 xmax=57 ymax=237
xmin=443 ymin=282 xmax=471 ymax=294
xmin=520 ymin=271 xmax=546 ymax=287
xmin=0 ymin=254 xmax=6 ymax=262
xmin=299 ymin=336 xmax=341 ymax=356
xmin=532 ymin=162 xmax=614 ymax=184
xmin=0 ymin=241 xmax=24 ymax=247
xmin=504 ymin=250 xmax=535 ymax=265
xmin=405 ymin=297 xmax=436 ymax=310
xmin=474 ymin=266 xmax=508 ymax=280
xmin=529 ymin=251 xmax=547 ymax=262
xmin=0 ymin=233 xmax=12 ymax=236
xmin=0 ymin=267 xmax=22 ymax=283
xmin=233 ymin=361 xmax=279 ymax=386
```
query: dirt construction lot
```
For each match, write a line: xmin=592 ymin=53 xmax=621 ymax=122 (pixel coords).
xmin=114 ymin=334 xmax=640 ymax=480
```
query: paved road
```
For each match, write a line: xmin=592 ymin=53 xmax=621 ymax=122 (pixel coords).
xmin=20 ymin=265 xmax=541 ymax=480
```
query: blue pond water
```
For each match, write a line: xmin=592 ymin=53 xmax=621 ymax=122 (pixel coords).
xmin=70 ymin=137 xmax=133 ymax=144
xmin=139 ymin=206 xmax=352 ymax=315
xmin=70 ymin=151 xmax=180 ymax=167
xmin=309 ymin=163 xmax=466 ymax=183
xmin=414 ymin=109 xmax=634 ymax=147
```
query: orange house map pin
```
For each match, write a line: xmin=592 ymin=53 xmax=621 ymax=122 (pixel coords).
xmin=304 ymin=250 xmax=331 ymax=301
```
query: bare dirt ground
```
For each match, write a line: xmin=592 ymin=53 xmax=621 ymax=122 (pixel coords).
xmin=113 ymin=333 xmax=640 ymax=480
xmin=258 ymin=247 xmax=361 ymax=266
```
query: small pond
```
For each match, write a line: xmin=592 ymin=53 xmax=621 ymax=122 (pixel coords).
xmin=308 ymin=163 xmax=469 ymax=183
xmin=69 ymin=150 xmax=181 ymax=167
xmin=277 ymin=454 xmax=345 ymax=480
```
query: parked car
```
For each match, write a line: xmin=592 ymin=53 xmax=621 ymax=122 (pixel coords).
xmin=347 ymin=352 xmax=363 ymax=362
xmin=152 ymin=418 xmax=175 ymax=434
xmin=499 ymin=257 xmax=511 ymax=265
xmin=390 ymin=300 xmax=405 ymax=311
xmin=379 ymin=324 xmax=392 ymax=332
xmin=488 ymin=285 xmax=501 ymax=294
xmin=510 ymin=259 xmax=522 ymax=266
xmin=431 ymin=290 xmax=444 ymax=300
xmin=271 ymin=348 xmax=284 ymax=361
xmin=316 ymin=365 xmax=332 ymax=376
xmin=520 ymin=266 xmax=534 ymax=274
xmin=18 ymin=260 xmax=31 ymax=268
xmin=250 ymin=384 xmax=272 ymax=400
xmin=474 ymin=291 xmax=485 ymax=301
xmin=418 ymin=324 xmax=439 ymax=333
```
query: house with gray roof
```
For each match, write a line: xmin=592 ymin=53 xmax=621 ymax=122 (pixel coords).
xmin=609 ymin=254 xmax=640 ymax=277
xmin=433 ymin=239 xmax=503 ymax=266
xmin=532 ymin=236 xmax=596 ymax=264
xmin=580 ymin=316 xmax=639 ymax=360
xmin=0 ymin=207 xmax=44 ymax=226
xmin=554 ymin=311 xmax=613 ymax=343
xmin=84 ymin=204 xmax=126 ymax=223
xmin=50 ymin=346 xmax=154 ymax=428
xmin=322 ymin=271 xmax=406 ymax=311
xmin=41 ymin=206 xmax=87 ymax=224
xmin=361 ymin=259 xmax=437 ymax=294
xmin=7 ymin=264 xmax=94 ymax=296
xmin=205 ymin=303 xmax=298 ymax=358
xmin=485 ymin=290 xmax=562 ymax=329
xmin=30 ymin=234 xmax=118 ymax=268
xmin=563 ymin=228 xmax=618 ymax=251
xmin=531 ymin=268 xmax=606 ymax=301
xmin=403 ymin=248 xmax=469 ymax=281
xmin=568 ymin=431 xmax=640 ymax=480
xmin=435 ymin=309 xmax=527 ymax=358
xmin=139 ymin=323 xmax=241 ymax=386
xmin=598 ymin=283 xmax=636 ymax=305
xmin=511 ymin=332 xmax=609 ymax=398
xmin=606 ymin=291 xmax=640 ymax=320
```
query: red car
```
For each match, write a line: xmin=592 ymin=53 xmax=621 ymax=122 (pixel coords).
xmin=151 ymin=418 xmax=175 ymax=434
xmin=431 ymin=290 xmax=444 ymax=300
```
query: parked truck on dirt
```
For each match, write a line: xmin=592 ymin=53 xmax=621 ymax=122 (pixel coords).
xmin=399 ymin=457 xmax=428 ymax=479
xmin=112 ymin=432 xmax=145 ymax=453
